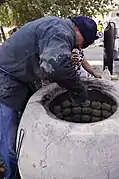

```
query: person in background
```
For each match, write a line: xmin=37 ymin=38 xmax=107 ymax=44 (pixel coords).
xmin=72 ymin=48 xmax=101 ymax=78
xmin=97 ymin=20 xmax=103 ymax=33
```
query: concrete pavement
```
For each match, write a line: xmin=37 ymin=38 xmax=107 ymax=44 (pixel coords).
xmin=84 ymin=46 xmax=119 ymax=75
xmin=84 ymin=46 xmax=103 ymax=74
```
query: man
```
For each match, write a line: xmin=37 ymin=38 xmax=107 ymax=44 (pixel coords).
xmin=72 ymin=48 xmax=101 ymax=78
xmin=0 ymin=16 xmax=98 ymax=178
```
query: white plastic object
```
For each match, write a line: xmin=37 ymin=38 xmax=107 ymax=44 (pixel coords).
xmin=102 ymin=66 xmax=111 ymax=80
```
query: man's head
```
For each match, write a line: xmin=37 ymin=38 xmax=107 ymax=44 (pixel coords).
xmin=71 ymin=16 xmax=98 ymax=49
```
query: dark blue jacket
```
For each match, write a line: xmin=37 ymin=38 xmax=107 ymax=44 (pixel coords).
xmin=0 ymin=16 xmax=86 ymax=110
xmin=0 ymin=16 xmax=75 ymax=81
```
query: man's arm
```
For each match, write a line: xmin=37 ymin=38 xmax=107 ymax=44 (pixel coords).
xmin=72 ymin=48 xmax=101 ymax=78
xmin=39 ymin=30 xmax=88 ymax=102
xmin=81 ymin=60 xmax=101 ymax=78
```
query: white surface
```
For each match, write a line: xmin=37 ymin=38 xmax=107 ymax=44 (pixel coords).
xmin=17 ymin=80 xmax=119 ymax=179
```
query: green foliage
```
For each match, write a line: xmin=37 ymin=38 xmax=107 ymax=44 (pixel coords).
xmin=0 ymin=3 xmax=13 ymax=26
xmin=0 ymin=0 xmax=115 ymax=27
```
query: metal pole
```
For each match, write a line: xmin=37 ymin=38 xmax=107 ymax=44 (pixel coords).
xmin=103 ymin=22 xmax=116 ymax=75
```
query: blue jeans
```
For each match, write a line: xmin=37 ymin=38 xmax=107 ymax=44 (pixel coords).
xmin=0 ymin=103 xmax=19 ymax=179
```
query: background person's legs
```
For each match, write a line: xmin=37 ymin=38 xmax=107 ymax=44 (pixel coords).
xmin=0 ymin=103 xmax=19 ymax=179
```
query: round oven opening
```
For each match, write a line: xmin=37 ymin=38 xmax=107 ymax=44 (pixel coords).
xmin=48 ymin=88 xmax=117 ymax=123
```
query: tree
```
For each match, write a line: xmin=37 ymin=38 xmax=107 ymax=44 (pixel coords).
xmin=0 ymin=0 xmax=5 ymax=5
xmin=0 ymin=0 xmax=115 ymax=27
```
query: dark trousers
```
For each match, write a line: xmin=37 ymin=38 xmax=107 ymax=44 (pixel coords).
xmin=0 ymin=103 xmax=19 ymax=179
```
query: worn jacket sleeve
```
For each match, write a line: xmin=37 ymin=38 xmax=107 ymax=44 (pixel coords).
xmin=39 ymin=30 xmax=87 ymax=100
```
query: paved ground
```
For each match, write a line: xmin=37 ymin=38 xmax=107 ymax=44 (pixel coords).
xmin=84 ymin=46 xmax=103 ymax=74
xmin=84 ymin=46 xmax=119 ymax=76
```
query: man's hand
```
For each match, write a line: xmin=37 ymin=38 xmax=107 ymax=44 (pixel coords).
xmin=49 ymin=56 xmax=88 ymax=103
xmin=82 ymin=60 xmax=102 ymax=78
xmin=69 ymin=90 xmax=88 ymax=105
xmin=93 ymin=73 xmax=102 ymax=78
